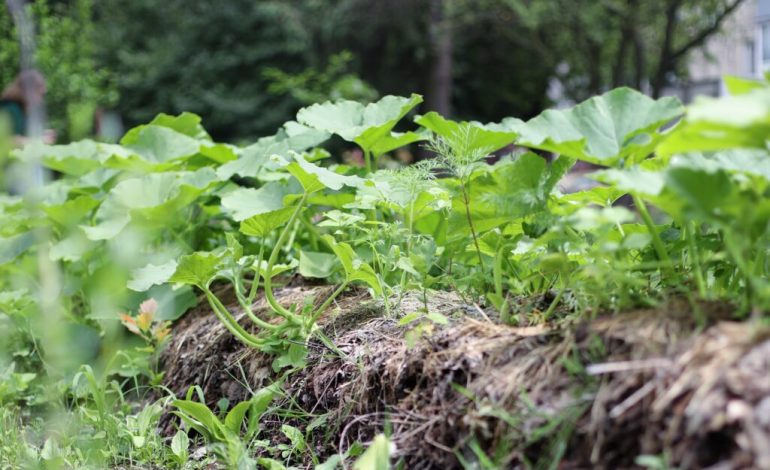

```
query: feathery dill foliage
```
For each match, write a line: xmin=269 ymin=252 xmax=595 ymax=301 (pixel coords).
xmin=425 ymin=124 xmax=492 ymax=271
xmin=385 ymin=159 xmax=439 ymax=197
xmin=425 ymin=124 xmax=493 ymax=180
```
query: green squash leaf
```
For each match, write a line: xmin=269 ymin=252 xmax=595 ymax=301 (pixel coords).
xmin=81 ymin=169 xmax=217 ymax=240
xmin=220 ymin=181 xmax=300 ymax=222
xmin=517 ymin=87 xmax=683 ymax=165
xmin=451 ymin=153 xmax=573 ymax=235
xmin=111 ymin=125 xmax=202 ymax=171
xmin=415 ymin=112 xmax=521 ymax=153
xmin=297 ymin=94 xmax=422 ymax=154
xmin=658 ymin=87 xmax=770 ymax=156
xmin=369 ymin=130 xmax=428 ymax=156
xmin=128 ymin=260 xmax=179 ymax=292
xmin=322 ymin=235 xmax=382 ymax=295
xmin=17 ymin=140 xmax=127 ymax=176
xmin=217 ymin=121 xmax=329 ymax=180
xmin=0 ymin=232 xmax=34 ymax=265
xmin=49 ymin=232 xmax=92 ymax=262
xmin=283 ymin=152 xmax=362 ymax=194
xmin=42 ymin=196 xmax=99 ymax=228
xmin=299 ymin=250 xmax=337 ymax=279
xmin=134 ymin=112 xmax=210 ymax=140
xmin=724 ymin=75 xmax=769 ymax=95
xmin=170 ymin=252 xmax=221 ymax=288
xmin=240 ymin=206 xmax=297 ymax=238
xmin=593 ymin=167 xmax=666 ymax=196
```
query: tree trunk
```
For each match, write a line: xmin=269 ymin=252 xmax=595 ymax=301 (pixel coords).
xmin=426 ymin=0 xmax=453 ymax=116
xmin=652 ymin=0 xmax=682 ymax=97
xmin=632 ymin=24 xmax=646 ymax=91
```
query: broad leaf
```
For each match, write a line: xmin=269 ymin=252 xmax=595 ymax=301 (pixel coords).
xmin=240 ymin=206 xmax=297 ymax=238
xmin=220 ymin=181 xmax=300 ymax=222
xmin=49 ymin=232 xmax=92 ymax=262
xmin=415 ymin=112 xmax=521 ymax=153
xmin=593 ymin=167 xmax=666 ymax=196
xmin=17 ymin=140 xmax=127 ymax=176
xmin=224 ymin=400 xmax=252 ymax=435
xmin=111 ymin=125 xmax=202 ymax=171
xmin=369 ymin=130 xmax=428 ymax=156
xmin=297 ymin=94 xmax=422 ymax=154
xmin=128 ymin=260 xmax=179 ymax=292
xmin=517 ymin=87 xmax=683 ymax=165
xmin=450 ymin=153 xmax=573 ymax=235
xmin=284 ymin=152 xmax=362 ymax=194
xmin=724 ymin=75 xmax=769 ymax=95
xmin=81 ymin=169 xmax=217 ymax=240
xmin=322 ymin=235 xmax=382 ymax=295
xmin=0 ymin=232 xmax=35 ymax=265
xmin=170 ymin=252 xmax=221 ymax=288
xmin=42 ymin=195 xmax=99 ymax=228
xmin=217 ymin=121 xmax=329 ymax=180
xmin=299 ymin=250 xmax=337 ymax=278
xmin=172 ymin=400 xmax=228 ymax=442
xmin=133 ymin=112 xmax=210 ymax=140
xmin=657 ymin=87 xmax=770 ymax=156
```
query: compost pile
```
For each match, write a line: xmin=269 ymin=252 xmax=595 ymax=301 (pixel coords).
xmin=160 ymin=286 xmax=770 ymax=469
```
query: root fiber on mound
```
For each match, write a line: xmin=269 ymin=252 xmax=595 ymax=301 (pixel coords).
xmin=160 ymin=287 xmax=770 ymax=469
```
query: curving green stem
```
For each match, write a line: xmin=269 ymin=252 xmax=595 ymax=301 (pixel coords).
xmin=229 ymin=246 xmax=275 ymax=330
xmin=232 ymin=284 xmax=278 ymax=332
xmin=461 ymin=177 xmax=485 ymax=272
xmin=684 ymin=221 xmax=707 ymax=298
xmin=263 ymin=192 xmax=309 ymax=324
xmin=633 ymin=194 xmax=672 ymax=268
xmin=204 ymin=288 xmax=266 ymax=348
xmin=543 ymin=278 xmax=565 ymax=320
xmin=246 ymin=242 xmax=265 ymax=304
xmin=363 ymin=148 xmax=372 ymax=174
xmin=311 ymin=281 xmax=349 ymax=323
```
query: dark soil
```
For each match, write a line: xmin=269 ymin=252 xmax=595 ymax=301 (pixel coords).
xmin=160 ymin=285 xmax=770 ymax=469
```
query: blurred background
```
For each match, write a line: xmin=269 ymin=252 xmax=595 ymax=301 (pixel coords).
xmin=0 ymin=0 xmax=760 ymax=145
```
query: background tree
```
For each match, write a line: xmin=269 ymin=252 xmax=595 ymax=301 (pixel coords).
xmin=505 ymin=0 xmax=748 ymax=100
xmin=1 ymin=0 xmax=749 ymax=143
xmin=1 ymin=0 xmax=115 ymax=140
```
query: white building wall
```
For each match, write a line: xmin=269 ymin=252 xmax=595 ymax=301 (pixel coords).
xmin=688 ymin=0 xmax=757 ymax=82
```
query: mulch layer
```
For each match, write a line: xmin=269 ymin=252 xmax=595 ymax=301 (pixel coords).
xmin=160 ymin=285 xmax=770 ymax=469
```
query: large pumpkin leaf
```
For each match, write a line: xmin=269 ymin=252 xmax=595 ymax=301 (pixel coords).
xmin=369 ymin=130 xmax=428 ymax=156
xmin=322 ymin=235 xmax=382 ymax=295
xmin=283 ymin=152 xmax=362 ymax=194
xmin=110 ymin=125 xmax=202 ymax=171
xmin=220 ymin=181 xmax=300 ymax=222
xmin=42 ymin=195 xmax=99 ymax=228
xmin=81 ymin=168 xmax=217 ymax=240
xmin=298 ymin=250 xmax=337 ymax=279
xmin=127 ymin=112 xmax=210 ymax=140
xmin=128 ymin=260 xmax=179 ymax=292
xmin=297 ymin=94 xmax=422 ymax=155
xmin=657 ymin=88 xmax=770 ymax=156
xmin=0 ymin=232 xmax=35 ymax=265
xmin=239 ymin=206 xmax=296 ymax=238
xmin=17 ymin=140 xmax=129 ymax=176
xmin=216 ymin=121 xmax=329 ymax=180
xmin=415 ymin=112 xmax=521 ymax=153
xmin=450 ymin=153 xmax=574 ymax=236
xmin=516 ymin=87 xmax=683 ymax=165
xmin=169 ymin=252 xmax=221 ymax=288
